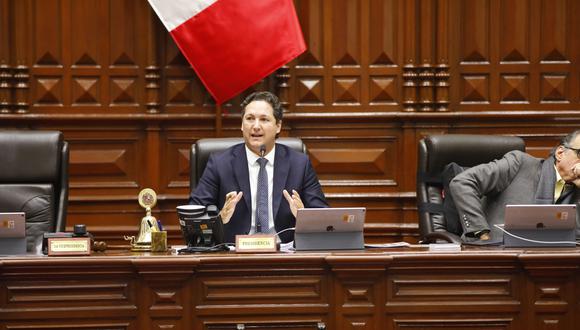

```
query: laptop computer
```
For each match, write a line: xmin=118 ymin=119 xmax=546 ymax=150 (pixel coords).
xmin=294 ymin=207 xmax=365 ymax=251
xmin=0 ymin=212 xmax=27 ymax=254
xmin=503 ymin=204 xmax=577 ymax=247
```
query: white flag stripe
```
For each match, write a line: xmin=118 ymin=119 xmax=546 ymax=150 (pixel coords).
xmin=148 ymin=0 xmax=217 ymax=31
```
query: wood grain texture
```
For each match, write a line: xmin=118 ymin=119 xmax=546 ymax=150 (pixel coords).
xmin=0 ymin=0 xmax=579 ymax=245
xmin=1 ymin=248 xmax=580 ymax=329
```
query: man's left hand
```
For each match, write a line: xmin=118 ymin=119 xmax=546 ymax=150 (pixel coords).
xmin=283 ymin=189 xmax=304 ymax=217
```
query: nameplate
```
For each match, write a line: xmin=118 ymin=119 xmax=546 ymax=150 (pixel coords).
xmin=235 ymin=234 xmax=277 ymax=253
xmin=48 ymin=237 xmax=91 ymax=256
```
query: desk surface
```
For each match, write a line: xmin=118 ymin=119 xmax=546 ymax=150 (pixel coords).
xmin=2 ymin=246 xmax=580 ymax=330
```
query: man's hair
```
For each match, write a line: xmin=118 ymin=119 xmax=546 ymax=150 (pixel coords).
xmin=240 ymin=91 xmax=283 ymax=123
xmin=551 ymin=129 xmax=580 ymax=157
xmin=559 ymin=130 xmax=580 ymax=147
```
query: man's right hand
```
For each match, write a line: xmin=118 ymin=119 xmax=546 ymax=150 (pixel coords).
xmin=572 ymin=163 xmax=580 ymax=188
xmin=219 ymin=191 xmax=243 ymax=224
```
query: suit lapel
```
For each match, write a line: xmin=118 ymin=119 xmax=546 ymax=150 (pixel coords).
xmin=558 ymin=184 xmax=576 ymax=204
xmin=534 ymin=156 xmax=557 ymax=204
xmin=232 ymin=144 xmax=251 ymax=212
xmin=273 ymin=144 xmax=290 ymax=219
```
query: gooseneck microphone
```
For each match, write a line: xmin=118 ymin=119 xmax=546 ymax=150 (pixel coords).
xmin=259 ymin=144 xmax=266 ymax=158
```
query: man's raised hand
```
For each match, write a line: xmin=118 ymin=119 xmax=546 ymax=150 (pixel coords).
xmin=219 ymin=191 xmax=243 ymax=224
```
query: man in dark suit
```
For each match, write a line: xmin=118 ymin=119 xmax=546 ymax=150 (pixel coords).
xmin=189 ymin=91 xmax=328 ymax=243
xmin=449 ymin=130 xmax=580 ymax=243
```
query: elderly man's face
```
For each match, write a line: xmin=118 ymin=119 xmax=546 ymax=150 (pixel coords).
xmin=555 ymin=135 xmax=580 ymax=187
xmin=241 ymin=100 xmax=281 ymax=156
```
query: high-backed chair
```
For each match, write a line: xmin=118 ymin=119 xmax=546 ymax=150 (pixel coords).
xmin=190 ymin=137 xmax=306 ymax=190
xmin=0 ymin=131 xmax=69 ymax=252
xmin=417 ymin=134 xmax=525 ymax=243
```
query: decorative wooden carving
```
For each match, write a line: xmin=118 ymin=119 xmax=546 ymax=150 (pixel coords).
xmin=0 ymin=64 xmax=11 ymax=113
xmin=275 ymin=65 xmax=291 ymax=111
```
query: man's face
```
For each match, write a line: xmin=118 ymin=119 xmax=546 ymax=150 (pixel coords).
xmin=555 ymin=135 xmax=580 ymax=187
xmin=241 ymin=100 xmax=281 ymax=155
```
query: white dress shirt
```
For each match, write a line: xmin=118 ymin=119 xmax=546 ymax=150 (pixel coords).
xmin=245 ymin=145 xmax=275 ymax=234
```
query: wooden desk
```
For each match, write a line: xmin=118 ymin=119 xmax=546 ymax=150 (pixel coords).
xmin=1 ymin=247 xmax=580 ymax=329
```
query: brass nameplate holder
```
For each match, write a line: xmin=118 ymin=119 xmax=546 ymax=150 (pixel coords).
xmin=124 ymin=188 xmax=160 ymax=252
xmin=48 ymin=237 xmax=91 ymax=256
xmin=235 ymin=234 xmax=277 ymax=253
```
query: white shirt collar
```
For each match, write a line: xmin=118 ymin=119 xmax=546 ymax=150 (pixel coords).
xmin=245 ymin=144 xmax=275 ymax=166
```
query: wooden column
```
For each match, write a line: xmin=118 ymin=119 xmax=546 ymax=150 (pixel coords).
xmin=435 ymin=0 xmax=450 ymax=111
xmin=403 ymin=0 xmax=418 ymax=112
xmin=418 ymin=0 xmax=435 ymax=112
xmin=0 ymin=0 xmax=11 ymax=113
xmin=145 ymin=3 xmax=161 ymax=113
xmin=13 ymin=0 xmax=29 ymax=113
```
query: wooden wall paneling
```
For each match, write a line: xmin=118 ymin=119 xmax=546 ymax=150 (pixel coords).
xmin=159 ymin=120 xmax=218 ymax=197
xmin=12 ymin=0 xmax=30 ymax=114
xmin=69 ymin=0 xmax=108 ymax=111
xmin=2 ymin=0 xmax=580 ymax=245
xmin=31 ymin=0 xmax=64 ymax=111
xmin=450 ymin=0 xmax=580 ymax=112
xmin=418 ymin=0 xmax=434 ymax=112
xmin=368 ymin=0 xmax=403 ymax=111
xmin=572 ymin=0 xmax=580 ymax=104
xmin=498 ymin=0 xmax=530 ymax=106
xmin=65 ymin=125 xmax=146 ymax=238
xmin=449 ymin=0 xmax=492 ymax=109
xmin=108 ymin=0 xmax=144 ymax=113
xmin=292 ymin=0 xmax=323 ymax=110
xmin=403 ymin=0 xmax=418 ymax=112
xmin=145 ymin=0 xmax=160 ymax=113
xmin=0 ymin=0 xmax=10 ymax=113
xmin=434 ymin=0 xmax=450 ymax=111
xmin=537 ymin=0 xmax=573 ymax=105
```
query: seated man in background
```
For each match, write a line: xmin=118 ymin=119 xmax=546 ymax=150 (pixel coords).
xmin=449 ymin=130 xmax=580 ymax=243
xmin=189 ymin=91 xmax=328 ymax=243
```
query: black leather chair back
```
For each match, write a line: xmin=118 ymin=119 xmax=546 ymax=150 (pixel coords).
xmin=0 ymin=131 xmax=69 ymax=251
xmin=190 ymin=137 xmax=306 ymax=190
xmin=417 ymin=134 xmax=525 ymax=243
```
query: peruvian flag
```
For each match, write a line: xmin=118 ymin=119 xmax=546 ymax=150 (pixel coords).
xmin=148 ymin=0 xmax=306 ymax=104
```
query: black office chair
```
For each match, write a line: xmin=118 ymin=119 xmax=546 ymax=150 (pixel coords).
xmin=190 ymin=137 xmax=307 ymax=190
xmin=0 ymin=131 xmax=69 ymax=252
xmin=417 ymin=134 xmax=525 ymax=243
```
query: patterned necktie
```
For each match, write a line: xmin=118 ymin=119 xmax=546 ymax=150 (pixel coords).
xmin=256 ymin=157 xmax=269 ymax=233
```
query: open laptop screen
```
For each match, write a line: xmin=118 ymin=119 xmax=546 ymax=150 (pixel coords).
xmin=504 ymin=204 xmax=576 ymax=230
xmin=294 ymin=207 xmax=366 ymax=251
xmin=0 ymin=212 xmax=26 ymax=238
xmin=295 ymin=207 xmax=365 ymax=233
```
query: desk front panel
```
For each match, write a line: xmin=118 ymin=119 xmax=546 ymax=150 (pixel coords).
xmin=1 ymin=248 xmax=579 ymax=329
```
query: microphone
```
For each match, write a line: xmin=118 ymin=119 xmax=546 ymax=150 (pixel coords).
xmin=259 ymin=144 xmax=266 ymax=158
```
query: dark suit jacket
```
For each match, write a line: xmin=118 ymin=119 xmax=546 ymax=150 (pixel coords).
xmin=189 ymin=143 xmax=328 ymax=243
xmin=449 ymin=150 xmax=580 ymax=243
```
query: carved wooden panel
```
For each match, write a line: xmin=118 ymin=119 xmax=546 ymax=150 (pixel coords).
xmin=198 ymin=276 xmax=324 ymax=305
xmin=292 ymin=0 xmax=403 ymax=111
xmin=67 ymin=129 xmax=142 ymax=194
xmin=0 ymin=244 xmax=579 ymax=329
xmin=450 ymin=0 xmax=579 ymax=111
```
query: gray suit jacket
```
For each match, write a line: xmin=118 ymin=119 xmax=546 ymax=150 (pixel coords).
xmin=449 ymin=150 xmax=580 ymax=243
